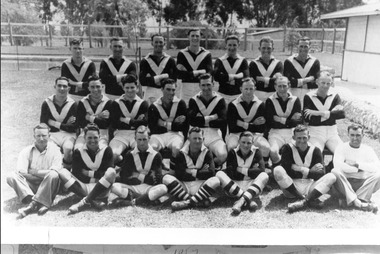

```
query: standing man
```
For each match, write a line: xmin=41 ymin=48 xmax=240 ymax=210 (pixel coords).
xmin=109 ymin=75 xmax=149 ymax=164
xmin=40 ymin=77 xmax=77 ymax=169
xmin=177 ymin=29 xmax=213 ymax=104
xmin=188 ymin=73 xmax=228 ymax=168
xmin=226 ymin=77 xmax=271 ymax=168
xmin=7 ymin=124 xmax=62 ymax=218
xmin=331 ymin=124 xmax=379 ymax=213
xmin=75 ymin=75 xmax=112 ymax=150
xmin=162 ymin=127 xmax=221 ymax=211
xmin=303 ymin=70 xmax=345 ymax=153
xmin=216 ymin=131 xmax=269 ymax=215
xmin=214 ymin=35 xmax=249 ymax=104
xmin=57 ymin=123 xmax=117 ymax=214
xmin=139 ymin=34 xmax=176 ymax=104
xmin=148 ymin=78 xmax=187 ymax=163
xmin=61 ymin=38 xmax=96 ymax=96
xmin=284 ymin=37 xmax=320 ymax=104
xmin=265 ymin=76 xmax=302 ymax=168
xmin=273 ymin=125 xmax=337 ymax=213
xmin=250 ymin=37 xmax=283 ymax=102
xmin=99 ymin=37 xmax=137 ymax=96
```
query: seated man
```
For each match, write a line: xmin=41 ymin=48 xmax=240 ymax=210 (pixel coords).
xmin=61 ymin=38 xmax=96 ymax=96
xmin=40 ymin=77 xmax=77 ymax=169
xmin=265 ymin=76 xmax=302 ymax=168
xmin=213 ymin=35 xmax=249 ymax=104
xmin=148 ymin=79 xmax=187 ymax=164
xmin=226 ymin=77 xmax=271 ymax=168
xmin=216 ymin=131 xmax=269 ymax=215
xmin=109 ymin=125 xmax=166 ymax=206
xmin=331 ymin=124 xmax=379 ymax=213
xmin=57 ymin=123 xmax=117 ymax=214
xmin=7 ymin=124 xmax=62 ymax=218
xmin=75 ymin=75 xmax=113 ymax=150
xmin=188 ymin=73 xmax=228 ymax=168
xmin=273 ymin=125 xmax=337 ymax=213
xmin=110 ymin=75 xmax=148 ymax=164
xmin=162 ymin=127 xmax=220 ymax=211
xmin=303 ymin=70 xmax=345 ymax=153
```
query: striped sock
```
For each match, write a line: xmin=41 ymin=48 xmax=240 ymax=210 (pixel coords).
xmin=223 ymin=180 xmax=244 ymax=197
xmin=191 ymin=184 xmax=215 ymax=204
xmin=167 ymin=181 xmax=190 ymax=200
xmin=243 ymin=184 xmax=260 ymax=202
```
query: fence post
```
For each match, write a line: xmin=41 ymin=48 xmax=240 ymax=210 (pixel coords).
xmin=88 ymin=21 xmax=92 ymax=48
xmin=205 ymin=27 xmax=209 ymax=49
xmin=332 ymin=28 xmax=336 ymax=54
xmin=283 ymin=26 xmax=286 ymax=52
xmin=244 ymin=28 xmax=248 ymax=51
xmin=166 ymin=26 xmax=170 ymax=50
xmin=8 ymin=19 xmax=13 ymax=46
xmin=321 ymin=28 xmax=324 ymax=52
xmin=49 ymin=24 xmax=53 ymax=47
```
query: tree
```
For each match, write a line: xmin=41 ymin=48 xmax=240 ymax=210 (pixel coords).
xmin=204 ymin=0 xmax=244 ymax=28
xmin=163 ymin=0 xmax=202 ymax=25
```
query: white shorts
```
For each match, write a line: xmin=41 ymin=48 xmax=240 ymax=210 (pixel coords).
xmin=226 ymin=132 xmax=263 ymax=149
xmin=121 ymin=183 xmax=152 ymax=197
xmin=78 ymin=128 xmax=109 ymax=143
xmin=182 ymin=180 xmax=205 ymax=196
xmin=150 ymin=132 xmax=184 ymax=150
xmin=202 ymin=127 xmax=223 ymax=147
xmin=50 ymin=131 xmax=76 ymax=147
xmin=268 ymin=128 xmax=293 ymax=149
xmin=308 ymin=125 xmax=340 ymax=148
xmin=217 ymin=92 xmax=239 ymax=105
xmin=283 ymin=179 xmax=314 ymax=198
xmin=143 ymin=86 xmax=162 ymax=104
xmin=181 ymin=82 xmax=199 ymax=104
xmin=112 ymin=129 xmax=136 ymax=148
xmin=255 ymin=90 xmax=274 ymax=102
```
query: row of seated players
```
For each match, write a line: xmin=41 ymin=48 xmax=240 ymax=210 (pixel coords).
xmin=41 ymin=70 xmax=344 ymax=176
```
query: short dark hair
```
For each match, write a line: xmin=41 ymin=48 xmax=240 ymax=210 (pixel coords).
xmin=55 ymin=76 xmax=69 ymax=85
xmin=187 ymin=29 xmax=202 ymax=36
xmin=199 ymin=73 xmax=213 ymax=82
xmin=110 ymin=37 xmax=123 ymax=44
xmin=259 ymin=36 xmax=273 ymax=47
xmin=34 ymin=123 xmax=50 ymax=133
xmin=151 ymin=34 xmax=164 ymax=42
xmin=121 ymin=75 xmax=137 ymax=85
xmin=161 ymin=78 xmax=176 ymax=89
xmin=188 ymin=126 xmax=204 ymax=136
xmin=241 ymin=77 xmax=256 ymax=85
xmin=347 ymin=123 xmax=363 ymax=133
xmin=293 ymin=124 xmax=309 ymax=135
xmin=225 ymin=35 xmax=239 ymax=43
xmin=70 ymin=38 xmax=83 ymax=46
xmin=239 ymin=131 xmax=254 ymax=140
xmin=84 ymin=123 xmax=100 ymax=135
xmin=135 ymin=125 xmax=150 ymax=136
xmin=298 ymin=36 xmax=311 ymax=45
xmin=88 ymin=75 xmax=101 ymax=83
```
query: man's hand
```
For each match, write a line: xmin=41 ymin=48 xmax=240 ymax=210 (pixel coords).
xmin=310 ymin=163 xmax=324 ymax=174
xmin=198 ymin=164 xmax=210 ymax=173
xmin=29 ymin=169 xmax=39 ymax=176
xmin=345 ymin=159 xmax=359 ymax=168
xmin=177 ymin=64 xmax=187 ymax=71
xmin=85 ymin=113 xmax=93 ymax=121
xmin=253 ymin=116 xmax=266 ymax=125
xmin=97 ymin=110 xmax=110 ymax=119
xmin=136 ymin=114 xmax=145 ymax=121
xmin=273 ymin=116 xmax=282 ymax=123
xmin=332 ymin=105 xmax=344 ymax=112
xmin=173 ymin=115 xmax=186 ymax=124
xmin=304 ymin=109 xmax=322 ymax=119
xmin=303 ymin=76 xmax=315 ymax=84
xmin=67 ymin=116 xmax=76 ymax=124
xmin=81 ymin=169 xmax=90 ymax=177
xmin=196 ymin=113 xmax=203 ymax=117
xmin=291 ymin=113 xmax=302 ymax=121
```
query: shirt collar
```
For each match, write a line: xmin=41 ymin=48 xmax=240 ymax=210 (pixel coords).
xmin=131 ymin=145 xmax=155 ymax=155
xmin=47 ymin=95 xmax=74 ymax=104
xmin=311 ymin=90 xmax=334 ymax=97
xmin=156 ymin=96 xmax=180 ymax=105
xmin=84 ymin=94 xmax=109 ymax=103
xmin=237 ymin=94 xmax=260 ymax=104
xmin=181 ymin=143 xmax=207 ymax=155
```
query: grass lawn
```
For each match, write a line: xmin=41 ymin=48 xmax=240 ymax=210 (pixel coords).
xmin=1 ymin=69 xmax=379 ymax=229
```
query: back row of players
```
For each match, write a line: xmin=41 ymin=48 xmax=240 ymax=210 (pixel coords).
xmin=9 ymin=31 xmax=379 ymax=218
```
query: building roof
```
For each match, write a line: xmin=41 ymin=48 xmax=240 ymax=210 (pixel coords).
xmin=321 ymin=2 xmax=380 ymax=19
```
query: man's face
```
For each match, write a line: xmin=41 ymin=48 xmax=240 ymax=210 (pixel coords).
xmin=317 ymin=75 xmax=333 ymax=95
xmin=259 ymin=41 xmax=273 ymax=58
xmin=226 ymin=39 xmax=239 ymax=57
xmin=88 ymin=80 xmax=103 ymax=98
xmin=293 ymin=130 xmax=309 ymax=149
xmin=241 ymin=81 xmax=255 ymax=101
xmin=188 ymin=30 xmax=201 ymax=47
xmin=54 ymin=81 xmax=69 ymax=97
xmin=298 ymin=40 xmax=310 ymax=57
xmin=239 ymin=136 xmax=253 ymax=155
xmin=111 ymin=40 xmax=124 ymax=58
xmin=152 ymin=36 xmax=165 ymax=54
xmin=275 ymin=79 xmax=289 ymax=97
xmin=188 ymin=131 xmax=204 ymax=151
xmin=70 ymin=43 xmax=84 ymax=59
xmin=199 ymin=78 xmax=214 ymax=96
xmin=136 ymin=132 xmax=150 ymax=152
xmin=348 ymin=128 xmax=363 ymax=148
xmin=85 ymin=130 xmax=100 ymax=150
xmin=162 ymin=83 xmax=176 ymax=102
xmin=123 ymin=82 xmax=137 ymax=99
xmin=34 ymin=128 xmax=49 ymax=148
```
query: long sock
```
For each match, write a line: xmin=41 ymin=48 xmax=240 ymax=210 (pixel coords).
xmin=306 ymin=189 xmax=322 ymax=201
xmin=167 ymin=181 xmax=190 ymax=200
xmin=86 ymin=182 xmax=108 ymax=202
xmin=191 ymin=184 xmax=215 ymax=204
xmin=285 ymin=184 xmax=304 ymax=199
xmin=223 ymin=181 xmax=244 ymax=197
xmin=264 ymin=157 xmax=270 ymax=168
xmin=134 ymin=194 xmax=150 ymax=205
xmin=68 ymin=181 xmax=86 ymax=198
xmin=243 ymin=184 xmax=260 ymax=203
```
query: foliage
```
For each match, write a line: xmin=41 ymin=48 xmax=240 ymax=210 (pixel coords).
xmin=168 ymin=21 xmax=221 ymax=50
xmin=163 ymin=0 xmax=202 ymax=25
xmin=204 ymin=0 xmax=244 ymax=28
xmin=35 ymin=0 xmax=60 ymax=23
xmin=285 ymin=17 xmax=301 ymax=55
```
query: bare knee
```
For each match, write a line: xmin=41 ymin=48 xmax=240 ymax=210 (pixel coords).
xmin=205 ymin=176 xmax=220 ymax=189
xmin=162 ymin=174 xmax=177 ymax=185
xmin=273 ymin=166 xmax=286 ymax=181
xmin=258 ymin=172 xmax=269 ymax=184
xmin=324 ymin=172 xmax=337 ymax=185
xmin=104 ymin=167 xmax=116 ymax=182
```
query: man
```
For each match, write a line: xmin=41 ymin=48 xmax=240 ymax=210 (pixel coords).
xmin=177 ymin=29 xmax=213 ymax=104
xmin=40 ymin=77 xmax=77 ymax=169
xmin=57 ymin=123 xmax=117 ymax=214
xmin=7 ymin=124 xmax=62 ymax=218
xmin=216 ymin=131 xmax=269 ymax=215
xmin=249 ymin=36 xmax=283 ymax=102
xmin=61 ymin=38 xmax=96 ymax=96
xmin=109 ymin=75 xmax=148 ymax=164
xmin=331 ymin=124 xmax=379 ymax=213
xmin=148 ymin=78 xmax=187 ymax=163
xmin=226 ymin=77 xmax=271 ymax=168
xmin=265 ymin=76 xmax=302 ymax=168
xmin=188 ymin=73 xmax=227 ymax=168
xmin=109 ymin=125 xmax=166 ymax=206
xmin=139 ymin=34 xmax=176 ymax=104
xmin=273 ymin=125 xmax=337 ymax=213
xmin=162 ymin=127 xmax=220 ymax=211
xmin=214 ymin=35 xmax=249 ymax=104
xmin=303 ymin=70 xmax=345 ymax=153
xmin=99 ymin=37 xmax=137 ymax=96
xmin=75 ymin=75 xmax=112 ymax=150
xmin=284 ymin=37 xmax=320 ymax=103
